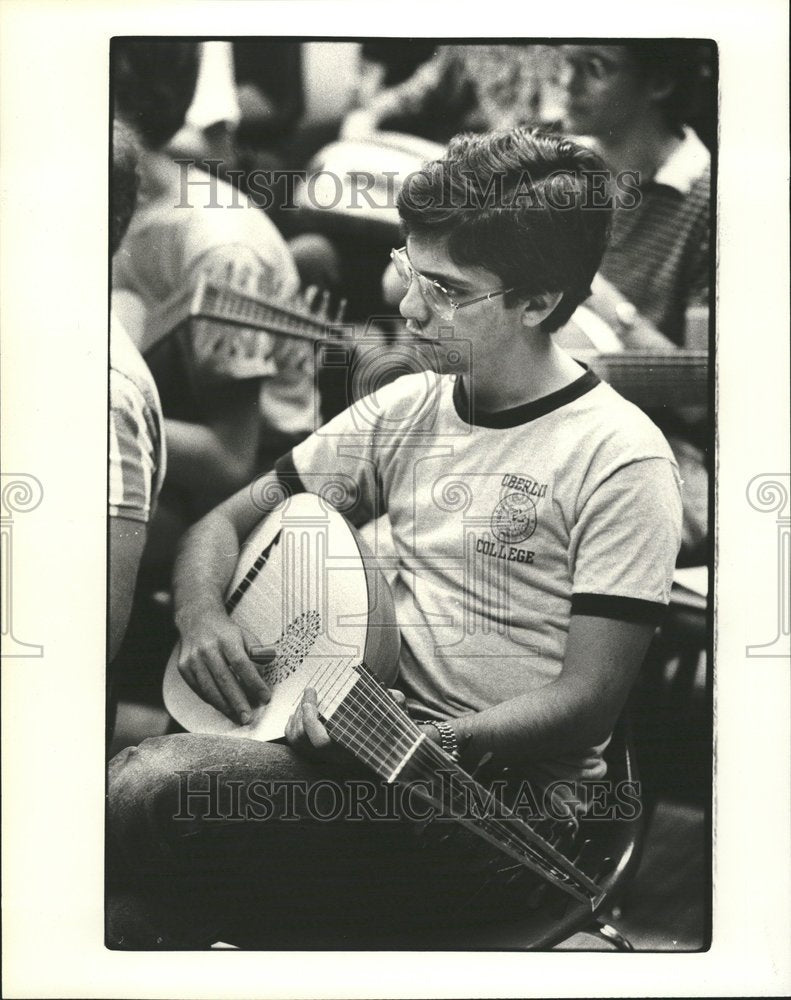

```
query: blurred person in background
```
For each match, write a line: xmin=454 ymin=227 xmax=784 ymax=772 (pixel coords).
xmin=165 ymin=40 xmax=344 ymax=300
xmin=342 ymin=43 xmax=563 ymax=143
xmin=557 ymin=41 xmax=713 ymax=564
xmin=110 ymin=39 xmax=328 ymax=716
xmin=108 ymin=122 xmax=166 ymax=723
xmin=111 ymin=40 xmax=312 ymax=542
xmin=560 ymin=42 xmax=712 ymax=349
xmin=166 ymin=40 xmax=241 ymax=172
xmin=354 ymin=40 xmax=440 ymax=104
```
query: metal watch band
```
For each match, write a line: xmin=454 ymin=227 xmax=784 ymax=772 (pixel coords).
xmin=431 ymin=720 xmax=461 ymax=762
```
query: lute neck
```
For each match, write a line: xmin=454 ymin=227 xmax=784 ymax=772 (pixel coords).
xmin=315 ymin=661 xmax=602 ymax=907
xmin=143 ymin=272 xmax=348 ymax=355
xmin=580 ymin=350 xmax=709 ymax=408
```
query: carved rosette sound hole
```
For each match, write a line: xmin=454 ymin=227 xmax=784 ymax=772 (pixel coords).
xmin=262 ymin=611 xmax=322 ymax=685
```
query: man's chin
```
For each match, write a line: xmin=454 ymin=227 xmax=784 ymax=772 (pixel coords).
xmin=401 ymin=324 xmax=469 ymax=375
xmin=422 ymin=343 xmax=470 ymax=378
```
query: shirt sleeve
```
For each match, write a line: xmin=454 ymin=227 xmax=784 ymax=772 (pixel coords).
xmin=369 ymin=47 xmax=454 ymax=121
xmin=569 ymin=457 xmax=683 ymax=624
xmin=272 ymin=395 xmax=388 ymax=528
xmin=109 ymin=372 xmax=162 ymax=524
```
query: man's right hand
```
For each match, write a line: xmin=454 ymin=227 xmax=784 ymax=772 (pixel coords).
xmin=176 ymin=611 xmax=272 ymax=725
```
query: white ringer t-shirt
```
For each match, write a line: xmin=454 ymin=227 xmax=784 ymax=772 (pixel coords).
xmin=275 ymin=367 xmax=682 ymax=780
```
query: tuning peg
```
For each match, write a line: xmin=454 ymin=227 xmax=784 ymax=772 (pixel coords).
xmin=469 ymin=751 xmax=494 ymax=780
xmin=318 ymin=289 xmax=332 ymax=319
xmin=234 ymin=263 xmax=252 ymax=291
xmin=303 ymin=285 xmax=321 ymax=312
xmin=469 ymin=752 xmax=509 ymax=792
xmin=570 ymin=836 xmax=592 ymax=866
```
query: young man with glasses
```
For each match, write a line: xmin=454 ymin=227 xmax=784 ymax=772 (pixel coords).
xmin=108 ymin=128 xmax=682 ymax=948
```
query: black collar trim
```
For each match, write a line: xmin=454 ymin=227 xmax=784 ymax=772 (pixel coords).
xmin=452 ymin=366 xmax=600 ymax=428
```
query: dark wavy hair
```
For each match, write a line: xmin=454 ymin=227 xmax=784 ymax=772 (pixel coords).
xmin=397 ymin=128 xmax=613 ymax=332
xmin=112 ymin=39 xmax=199 ymax=150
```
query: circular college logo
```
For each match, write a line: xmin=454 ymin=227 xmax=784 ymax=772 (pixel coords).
xmin=491 ymin=493 xmax=537 ymax=544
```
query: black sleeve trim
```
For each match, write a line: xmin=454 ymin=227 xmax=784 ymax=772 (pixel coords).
xmin=273 ymin=451 xmax=306 ymax=498
xmin=571 ymin=593 xmax=668 ymax=625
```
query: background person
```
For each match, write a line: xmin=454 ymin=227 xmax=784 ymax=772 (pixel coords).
xmin=111 ymin=39 xmax=310 ymax=533
xmin=108 ymin=122 xmax=166 ymax=723
xmin=342 ymin=44 xmax=563 ymax=143
xmin=557 ymin=42 xmax=713 ymax=563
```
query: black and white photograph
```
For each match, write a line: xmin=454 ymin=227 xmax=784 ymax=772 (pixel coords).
xmin=1 ymin=2 xmax=789 ymax=998
xmin=106 ymin=35 xmax=715 ymax=953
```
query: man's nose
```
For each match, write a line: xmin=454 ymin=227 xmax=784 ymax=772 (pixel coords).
xmin=398 ymin=276 xmax=430 ymax=323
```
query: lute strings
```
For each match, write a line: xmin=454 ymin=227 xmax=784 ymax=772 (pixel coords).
xmin=230 ymin=525 xmax=599 ymax=902
xmin=307 ymin=656 xmax=598 ymax=900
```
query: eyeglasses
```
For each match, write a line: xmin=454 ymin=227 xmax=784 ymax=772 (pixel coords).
xmin=390 ymin=247 xmax=515 ymax=321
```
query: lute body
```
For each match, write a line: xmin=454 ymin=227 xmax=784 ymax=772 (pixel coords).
xmin=163 ymin=493 xmax=604 ymax=907
xmin=163 ymin=491 xmax=400 ymax=742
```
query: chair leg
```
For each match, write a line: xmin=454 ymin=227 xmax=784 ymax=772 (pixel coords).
xmin=582 ymin=918 xmax=635 ymax=952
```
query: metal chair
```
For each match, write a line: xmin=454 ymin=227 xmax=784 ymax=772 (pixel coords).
xmin=398 ymin=713 xmax=645 ymax=951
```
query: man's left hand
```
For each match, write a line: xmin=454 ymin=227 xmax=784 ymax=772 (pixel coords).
xmin=285 ymin=688 xmax=345 ymax=764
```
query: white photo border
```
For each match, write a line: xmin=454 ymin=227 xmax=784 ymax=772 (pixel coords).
xmin=1 ymin=1 xmax=789 ymax=997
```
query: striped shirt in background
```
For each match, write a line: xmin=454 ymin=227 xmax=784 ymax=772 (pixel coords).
xmin=592 ymin=127 xmax=712 ymax=557
xmin=109 ymin=315 xmax=166 ymax=523
xmin=599 ymin=126 xmax=711 ymax=346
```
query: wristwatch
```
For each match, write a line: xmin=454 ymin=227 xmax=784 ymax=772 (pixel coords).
xmin=429 ymin=720 xmax=461 ymax=762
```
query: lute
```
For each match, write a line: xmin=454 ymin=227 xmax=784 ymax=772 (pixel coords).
xmin=140 ymin=269 xmax=347 ymax=359
xmin=163 ymin=491 xmax=604 ymax=908
xmin=576 ymin=348 xmax=708 ymax=408
xmin=142 ymin=271 xmax=708 ymax=408
xmin=556 ymin=305 xmax=709 ymax=409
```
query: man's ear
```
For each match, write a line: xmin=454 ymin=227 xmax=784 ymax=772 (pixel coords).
xmin=521 ymin=291 xmax=563 ymax=329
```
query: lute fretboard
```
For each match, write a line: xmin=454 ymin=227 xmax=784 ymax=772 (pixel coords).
xmin=313 ymin=658 xmax=603 ymax=908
